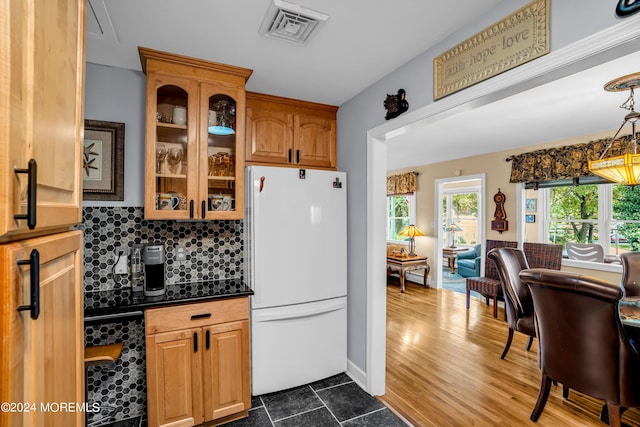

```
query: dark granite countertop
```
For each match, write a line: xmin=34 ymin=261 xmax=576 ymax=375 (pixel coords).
xmin=84 ymin=278 xmax=253 ymax=324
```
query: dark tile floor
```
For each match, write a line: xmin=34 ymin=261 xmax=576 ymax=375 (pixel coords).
xmin=225 ymin=373 xmax=408 ymax=427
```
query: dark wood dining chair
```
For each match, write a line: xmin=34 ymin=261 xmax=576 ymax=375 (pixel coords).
xmin=520 ymin=268 xmax=640 ymax=427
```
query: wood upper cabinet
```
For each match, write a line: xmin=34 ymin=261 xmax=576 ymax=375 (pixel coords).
xmin=246 ymin=92 xmax=337 ymax=170
xmin=0 ymin=0 xmax=85 ymax=242
xmin=139 ymin=47 xmax=252 ymax=220
xmin=145 ymin=298 xmax=251 ymax=427
xmin=0 ymin=231 xmax=85 ymax=427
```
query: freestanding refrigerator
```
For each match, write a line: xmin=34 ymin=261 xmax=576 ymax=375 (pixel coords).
xmin=245 ymin=166 xmax=347 ymax=395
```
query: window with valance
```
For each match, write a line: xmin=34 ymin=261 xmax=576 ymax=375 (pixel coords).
xmin=507 ymin=135 xmax=635 ymax=187
xmin=387 ymin=172 xmax=418 ymax=195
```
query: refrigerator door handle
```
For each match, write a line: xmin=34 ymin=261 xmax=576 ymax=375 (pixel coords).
xmin=253 ymin=299 xmax=346 ymax=322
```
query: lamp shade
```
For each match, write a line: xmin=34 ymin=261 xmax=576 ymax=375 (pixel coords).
xmin=589 ymin=154 xmax=640 ymax=186
xmin=399 ymin=224 xmax=425 ymax=238
xmin=445 ymin=224 xmax=463 ymax=233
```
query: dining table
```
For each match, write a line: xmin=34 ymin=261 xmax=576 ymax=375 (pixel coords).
xmin=619 ymin=296 xmax=640 ymax=329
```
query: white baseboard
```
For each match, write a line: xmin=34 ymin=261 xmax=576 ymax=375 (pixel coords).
xmin=346 ymin=359 xmax=368 ymax=393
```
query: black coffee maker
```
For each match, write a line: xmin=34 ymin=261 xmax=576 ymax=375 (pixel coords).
xmin=143 ymin=243 xmax=166 ymax=297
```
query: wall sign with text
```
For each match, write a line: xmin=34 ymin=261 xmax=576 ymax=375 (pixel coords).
xmin=433 ymin=0 xmax=549 ymax=100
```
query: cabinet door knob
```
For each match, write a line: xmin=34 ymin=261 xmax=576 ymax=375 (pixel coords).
xmin=17 ymin=249 xmax=40 ymax=320
xmin=14 ymin=159 xmax=37 ymax=229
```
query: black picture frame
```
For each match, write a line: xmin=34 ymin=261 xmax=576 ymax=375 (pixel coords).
xmin=82 ymin=119 xmax=125 ymax=201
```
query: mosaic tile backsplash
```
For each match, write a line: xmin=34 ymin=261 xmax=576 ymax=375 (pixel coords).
xmin=79 ymin=206 xmax=244 ymax=425
xmin=77 ymin=206 xmax=244 ymax=292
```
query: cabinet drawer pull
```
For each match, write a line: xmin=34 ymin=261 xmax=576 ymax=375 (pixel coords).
xmin=17 ymin=249 xmax=40 ymax=320
xmin=14 ymin=159 xmax=37 ymax=229
xmin=201 ymin=200 xmax=206 ymax=219
xmin=205 ymin=330 xmax=210 ymax=350
xmin=193 ymin=332 xmax=198 ymax=352
xmin=191 ymin=313 xmax=212 ymax=320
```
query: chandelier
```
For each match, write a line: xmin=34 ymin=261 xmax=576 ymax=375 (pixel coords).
xmin=588 ymin=72 xmax=640 ymax=186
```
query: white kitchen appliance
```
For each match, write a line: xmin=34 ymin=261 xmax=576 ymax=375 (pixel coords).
xmin=245 ymin=166 xmax=347 ymax=395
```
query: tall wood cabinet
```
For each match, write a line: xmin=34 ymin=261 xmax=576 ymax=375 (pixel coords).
xmin=139 ymin=48 xmax=252 ymax=220
xmin=0 ymin=0 xmax=86 ymax=426
xmin=0 ymin=0 xmax=85 ymax=242
xmin=246 ymin=92 xmax=337 ymax=170
xmin=145 ymin=298 xmax=251 ymax=427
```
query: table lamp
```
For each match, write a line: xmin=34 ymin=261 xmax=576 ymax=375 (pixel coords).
xmin=398 ymin=224 xmax=425 ymax=256
xmin=445 ymin=224 xmax=463 ymax=248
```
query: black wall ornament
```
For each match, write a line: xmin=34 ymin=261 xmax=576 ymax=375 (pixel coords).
xmin=616 ymin=0 xmax=640 ymax=17
xmin=384 ymin=89 xmax=409 ymax=120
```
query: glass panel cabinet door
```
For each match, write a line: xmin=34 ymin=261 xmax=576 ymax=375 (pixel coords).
xmin=145 ymin=75 xmax=199 ymax=219
xmin=200 ymin=82 xmax=245 ymax=220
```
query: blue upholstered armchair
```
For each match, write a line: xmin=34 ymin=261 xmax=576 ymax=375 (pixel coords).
xmin=456 ymin=244 xmax=482 ymax=278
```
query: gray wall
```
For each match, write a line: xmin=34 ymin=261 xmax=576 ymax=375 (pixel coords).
xmin=84 ymin=63 xmax=147 ymax=207
xmin=338 ymin=0 xmax=628 ymax=371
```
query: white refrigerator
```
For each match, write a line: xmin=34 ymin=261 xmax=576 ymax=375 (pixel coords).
xmin=245 ymin=166 xmax=347 ymax=396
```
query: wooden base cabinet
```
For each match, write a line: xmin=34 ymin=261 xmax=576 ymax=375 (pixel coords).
xmin=0 ymin=231 xmax=85 ymax=427
xmin=145 ymin=299 xmax=251 ymax=427
xmin=246 ymin=92 xmax=337 ymax=170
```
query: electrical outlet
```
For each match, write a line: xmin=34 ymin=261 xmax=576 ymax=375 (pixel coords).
xmin=114 ymin=248 xmax=128 ymax=275
xmin=175 ymin=245 xmax=187 ymax=261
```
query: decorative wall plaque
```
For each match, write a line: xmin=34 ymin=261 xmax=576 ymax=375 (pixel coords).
xmin=491 ymin=188 xmax=508 ymax=234
xmin=433 ymin=0 xmax=550 ymax=100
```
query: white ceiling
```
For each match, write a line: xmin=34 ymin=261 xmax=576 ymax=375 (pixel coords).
xmin=85 ymin=1 xmax=640 ymax=172
xmin=385 ymin=49 xmax=640 ymax=170
xmin=85 ymin=0 xmax=505 ymax=106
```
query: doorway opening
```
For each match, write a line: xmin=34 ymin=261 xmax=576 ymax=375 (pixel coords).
xmin=435 ymin=176 xmax=485 ymax=291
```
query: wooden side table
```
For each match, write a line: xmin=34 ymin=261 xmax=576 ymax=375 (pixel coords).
xmin=386 ymin=255 xmax=430 ymax=292
xmin=442 ymin=247 xmax=467 ymax=274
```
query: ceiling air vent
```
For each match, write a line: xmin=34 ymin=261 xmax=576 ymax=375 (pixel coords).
xmin=258 ymin=0 xmax=329 ymax=45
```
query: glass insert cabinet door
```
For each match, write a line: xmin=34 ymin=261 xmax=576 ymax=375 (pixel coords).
xmin=147 ymin=75 xmax=198 ymax=219
xmin=145 ymin=75 xmax=245 ymax=220
xmin=199 ymin=81 xmax=245 ymax=219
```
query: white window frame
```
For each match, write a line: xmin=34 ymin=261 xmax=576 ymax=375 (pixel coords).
xmin=442 ymin=186 xmax=481 ymax=248
xmin=386 ymin=193 xmax=416 ymax=243
xmin=534 ymin=184 xmax=622 ymax=272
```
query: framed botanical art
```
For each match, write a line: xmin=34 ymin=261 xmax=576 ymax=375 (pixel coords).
xmin=83 ymin=120 xmax=125 ymax=201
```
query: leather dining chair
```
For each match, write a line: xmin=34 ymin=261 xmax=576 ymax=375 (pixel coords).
xmin=487 ymin=247 xmax=535 ymax=359
xmin=620 ymin=251 xmax=640 ymax=297
xmin=520 ymin=268 xmax=640 ymax=427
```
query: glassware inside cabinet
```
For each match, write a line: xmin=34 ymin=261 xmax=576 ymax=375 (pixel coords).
xmin=154 ymin=84 xmax=189 ymax=212
xmin=207 ymin=94 xmax=237 ymax=213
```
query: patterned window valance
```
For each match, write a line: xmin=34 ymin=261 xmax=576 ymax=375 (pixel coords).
xmin=387 ymin=172 xmax=418 ymax=195
xmin=508 ymin=135 xmax=635 ymax=184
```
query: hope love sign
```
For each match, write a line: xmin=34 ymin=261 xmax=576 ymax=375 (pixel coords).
xmin=433 ymin=0 xmax=550 ymax=100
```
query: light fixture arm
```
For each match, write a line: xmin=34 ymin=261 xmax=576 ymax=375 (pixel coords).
xmin=598 ymin=87 xmax=638 ymax=160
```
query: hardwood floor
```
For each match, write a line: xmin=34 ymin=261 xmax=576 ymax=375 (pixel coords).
xmin=379 ymin=282 xmax=640 ymax=427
